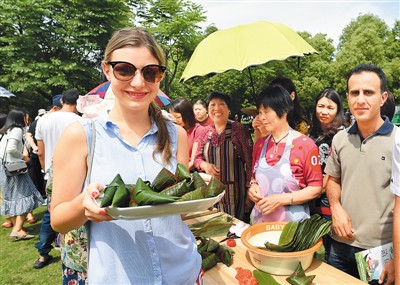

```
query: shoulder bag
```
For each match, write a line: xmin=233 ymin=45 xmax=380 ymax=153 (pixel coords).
xmin=1 ymin=133 xmax=28 ymax=177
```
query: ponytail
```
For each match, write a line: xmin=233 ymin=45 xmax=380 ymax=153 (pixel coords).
xmin=148 ymin=102 xmax=172 ymax=165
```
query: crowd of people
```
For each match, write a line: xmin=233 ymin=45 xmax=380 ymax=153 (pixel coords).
xmin=0 ymin=26 xmax=398 ymax=284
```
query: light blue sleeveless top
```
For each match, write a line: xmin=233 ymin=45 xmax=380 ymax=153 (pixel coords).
xmin=82 ymin=111 xmax=201 ymax=285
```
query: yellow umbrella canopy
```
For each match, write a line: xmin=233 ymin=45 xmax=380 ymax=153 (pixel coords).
xmin=180 ymin=21 xmax=318 ymax=82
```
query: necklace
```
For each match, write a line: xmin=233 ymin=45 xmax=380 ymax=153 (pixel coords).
xmin=272 ymin=132 xmax=289 ymax=154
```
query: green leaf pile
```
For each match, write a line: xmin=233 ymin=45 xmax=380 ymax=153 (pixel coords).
xmin=262 ymin=214 xmax=331 ymax=252
xmin=98 ymin=164 xmax=225 ymax=208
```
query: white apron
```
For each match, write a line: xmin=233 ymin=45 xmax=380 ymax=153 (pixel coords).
xmin=251 ymin=129 xmax=310 ymax=223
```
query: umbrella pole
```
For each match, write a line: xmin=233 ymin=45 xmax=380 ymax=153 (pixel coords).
xmin=248 ymin=67 xmax=257 ymax=102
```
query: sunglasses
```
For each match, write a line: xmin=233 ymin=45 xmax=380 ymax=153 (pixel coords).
xmin=107 ymin=61 xmax=166 ymax=84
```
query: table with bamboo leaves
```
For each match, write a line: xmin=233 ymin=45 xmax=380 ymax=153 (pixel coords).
xmin=183 ymin=210 xmax=366 ymax=285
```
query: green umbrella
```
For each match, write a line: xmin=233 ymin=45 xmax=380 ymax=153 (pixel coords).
xmin=180 ymin=21 xmax=318 ymax=97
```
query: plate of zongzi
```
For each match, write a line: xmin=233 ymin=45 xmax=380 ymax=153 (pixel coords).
xmin=96 ymin=164 xmax=226 ymax=220
xmin=106 ymin=190 xmax=225 ymax=220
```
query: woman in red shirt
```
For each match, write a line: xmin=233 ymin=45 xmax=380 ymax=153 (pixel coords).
xmin=248 ymin=86 xmax=322 ymax=223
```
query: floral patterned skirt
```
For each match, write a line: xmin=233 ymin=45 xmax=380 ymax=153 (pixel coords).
xmin=62 ymin=263 xmax=87 ymax=285
xmin=60 ymin=226 xmax=88 ymax=284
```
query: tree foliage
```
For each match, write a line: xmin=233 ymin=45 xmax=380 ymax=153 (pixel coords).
xmin=0 ymin=0 xmax=133 ymax=113
xmin=334 ymin=14 xmax=399 ymax=97
xmin=133 ymin=0 xmax=206 ymax=95
xmin=1 ymin=2 xmax=398 ymax=120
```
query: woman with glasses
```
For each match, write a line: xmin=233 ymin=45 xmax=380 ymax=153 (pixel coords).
xmin=50 ymin=27 xmax=202 ymax=284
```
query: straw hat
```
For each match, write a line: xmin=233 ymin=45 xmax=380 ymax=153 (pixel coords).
xmin=241 ymin=107 xmax=258 ymax=117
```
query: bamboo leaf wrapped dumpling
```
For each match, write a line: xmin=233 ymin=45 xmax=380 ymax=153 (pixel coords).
xmin=111 ymin=184 xmax=131 ymax=207
xmin=178 ymin=187 xmax=205 ymax=202
xmin=151 ymin=168 xmax=177 ymax=192
xmin=216 ymin=245 xmax=234 ymax=267
xmin=100 ymin=174 xmax=124 ymax=207
xmin=192 ymin=171 xmax=208 ymax=191
xmin=201 ymin=252 xmax=218 ymax=272
xmin=186 ymin=180 xmax=195 ymax=192
xmin=205 ymin=176 xmax=226 ymax=198
xmin=286 ymin=263 xmax=316 ymax=285
xmin=175 ymin=163 xmax=191 ymax=182
xmin=133 ymin=177 xmax=179 ymax=205
xmin=159 ymin=180 xmax=189 ymax=197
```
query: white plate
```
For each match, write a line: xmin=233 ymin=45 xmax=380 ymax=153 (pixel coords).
xmin=106 ymin=191 xmax=225 ymax=220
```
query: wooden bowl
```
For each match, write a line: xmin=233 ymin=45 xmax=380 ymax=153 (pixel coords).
xmin=241 ymin=222 xmax=322 ymax=275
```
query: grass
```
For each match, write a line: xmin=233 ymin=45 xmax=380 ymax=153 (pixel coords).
xmin=0 ymin=205 xmax=62 ymax=285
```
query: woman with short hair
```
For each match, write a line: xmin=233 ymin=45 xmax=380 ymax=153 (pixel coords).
xmin=248 ymin=86 xmax=322 ymax=223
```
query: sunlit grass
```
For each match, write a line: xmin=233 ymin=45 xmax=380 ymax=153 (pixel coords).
xmin=0 ymin=205 xmax=62 ymax=285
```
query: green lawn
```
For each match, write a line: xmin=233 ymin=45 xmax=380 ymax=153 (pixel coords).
xmin=0 ymin=205 xmax=62 ymax=285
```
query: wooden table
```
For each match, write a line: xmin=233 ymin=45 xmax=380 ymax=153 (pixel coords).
xmin=183 ymin=211 xmax=366 ymax=285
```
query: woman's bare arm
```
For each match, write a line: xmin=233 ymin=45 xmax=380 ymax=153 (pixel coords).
xmin=50 ymin=122 xmax=90 ymax=233
xmin=176 ymin=125 xmax=189 ymax=168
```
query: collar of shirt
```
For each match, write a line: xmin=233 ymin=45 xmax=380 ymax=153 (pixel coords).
xmin=348 ymin=115 xmax=394 ymax=136
xmin=97 ymin=110 xmax=159 ymax=137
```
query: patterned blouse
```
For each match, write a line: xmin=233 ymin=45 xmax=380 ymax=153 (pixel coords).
xmin=194 ymin=120 xmax=253 ymax=186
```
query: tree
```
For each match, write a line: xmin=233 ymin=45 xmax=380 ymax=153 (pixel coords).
xmin=0 ymin=0 xmax=133 ymax=114
xmin=133 ymin=0 xmax=206 ymax=95
xmin=383 ymin=20 xmax=400 ymax=99
xmin=334 ymin=14 xmax=391 ymax=94
xmin=293 ymin=32 xmax=338 ymax=114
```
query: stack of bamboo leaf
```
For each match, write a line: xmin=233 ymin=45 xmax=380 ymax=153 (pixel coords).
xmin=189 ymin=214 xmax=234 ymax=237
xmin=98 ymin=164 xmax=225 ymax=208
xmin=262 ymin=214 xmax=332 ymax=252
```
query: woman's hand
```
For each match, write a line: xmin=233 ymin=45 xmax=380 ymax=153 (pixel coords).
xmin=245 ymin=192 xmax=255 ymax=213
xmin=82 ymin=183 xmax=113 ymax=223
xmin=248 ymin=183 xmax=262 ymax=203
xmin=252 ymin=115 xmax=263 ymax=130
xmin=256 ymin=194 xmax=285 ymax=216
xmin=252 ymin=115 xmax=268 ymax=141
xmin=201 ymin=162 xmax=220 ymax=179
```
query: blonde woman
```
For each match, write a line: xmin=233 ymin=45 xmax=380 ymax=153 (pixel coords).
xmin=50 ymin=27 xmax=202 ymax=284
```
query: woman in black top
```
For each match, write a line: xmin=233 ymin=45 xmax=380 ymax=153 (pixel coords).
xmin=309 ymin=88 xmax=344 ymax=260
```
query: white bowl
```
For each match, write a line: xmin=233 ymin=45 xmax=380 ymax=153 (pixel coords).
xmin=241 ymin=222 xmax=322 ymax=275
